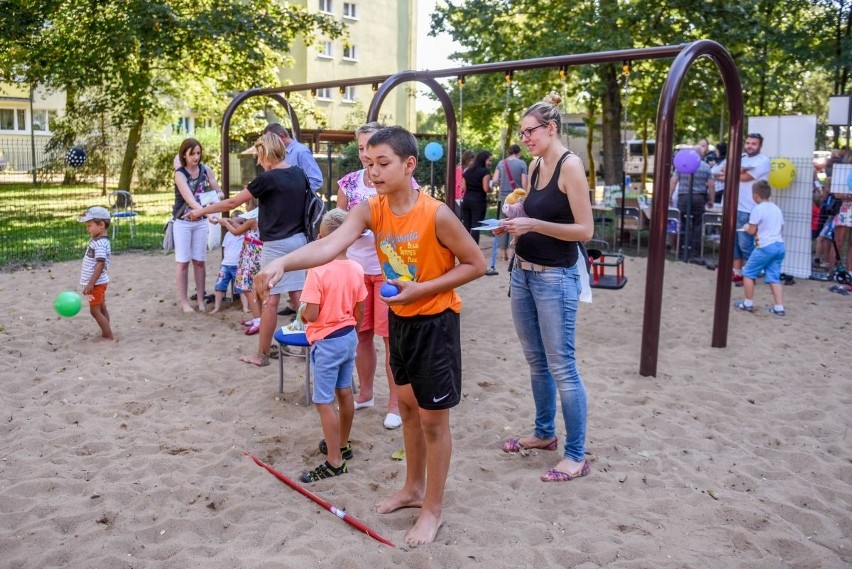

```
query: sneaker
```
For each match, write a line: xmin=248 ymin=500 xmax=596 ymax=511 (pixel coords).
xmin=731 ymin=273 xmax=743 ymax=284
xmin=485 ymin=267 xmax=498 ymax=276
xmin=318 ymin=439 xmax=354 ymax=460
xmin=733 ymin=300 xmax=753 ymax=312
xmin=767 ymin=307 xmax=785 ymax=316
xmin=299 ymin=460 xmax=347 ymax=483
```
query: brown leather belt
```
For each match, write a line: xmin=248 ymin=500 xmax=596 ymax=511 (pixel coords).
xmin=515 ymin=255 xmax=557 ymax=272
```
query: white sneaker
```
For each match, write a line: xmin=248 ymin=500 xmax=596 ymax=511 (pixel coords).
xmin=383 ymin=413 xmax=402 ymax=429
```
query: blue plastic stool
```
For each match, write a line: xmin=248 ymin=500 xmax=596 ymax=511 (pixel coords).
xmin=273 ymin=329 xmax=311 ymax=405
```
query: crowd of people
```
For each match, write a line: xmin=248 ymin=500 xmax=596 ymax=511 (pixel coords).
xmin=70 ymin=94 xmax=852 ymax=547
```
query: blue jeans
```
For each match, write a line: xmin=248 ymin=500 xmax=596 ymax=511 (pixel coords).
xmin=510 ymin=261 xmax=588 ymax=462
xmin=735 ymin=210 xmax=755 ymax=261
xmin=743 ymin=241 xmax=785 ymax=283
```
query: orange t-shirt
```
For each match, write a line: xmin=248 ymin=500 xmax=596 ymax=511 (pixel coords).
xmin=301 ymin=259 xmax=368 ymax=344
xmin=368 ymin=191 xmax=462 ymax=317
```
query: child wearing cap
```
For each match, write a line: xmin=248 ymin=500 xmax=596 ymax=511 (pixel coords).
xmin=78 ymin=206 xmax=113 ymax=340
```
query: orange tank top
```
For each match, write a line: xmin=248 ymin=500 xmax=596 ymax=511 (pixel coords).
xmin=368 ymin=191 xmax=462 ymax=317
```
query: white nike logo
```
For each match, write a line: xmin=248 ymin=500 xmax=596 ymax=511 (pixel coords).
xmin=432 ymin=394 xmax=450 ymax=403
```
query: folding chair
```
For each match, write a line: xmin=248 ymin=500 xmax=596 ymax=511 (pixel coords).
xmin=273 ymin=328 xmax=312 ymax=406
xmin=109 ymin=190 xmax=138 ymax=239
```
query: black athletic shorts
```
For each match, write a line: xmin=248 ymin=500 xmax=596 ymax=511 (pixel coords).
xmin=388 ymin=309 xmax=462 ymax=411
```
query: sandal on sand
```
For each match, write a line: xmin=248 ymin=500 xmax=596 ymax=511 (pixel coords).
xmin=299 ymin=460 xmax=347 ymax=483
xmin=239 ymin=352 xmax=270 ymax=367
xmin=540 ymin=460 xmax=590 ymax=482
xmin=502 ymin=437 xmax=558 ymax=453
xmin=318 ymin=439 xmax=354 ymax=460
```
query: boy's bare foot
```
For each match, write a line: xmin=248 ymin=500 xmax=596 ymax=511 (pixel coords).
xmin=210 ymin=307 xmax=220 ymax=314
xmin=180 ymin=302 xmax=195 ymax=313
xmin=239 ymin=352 xmax=269 ymax=367
xmin=197 ymin=303 xmax=206 ymax=313
xmin=405 ymin=510 xmax=443 ymax=546
xmin=375 ymin=488 xmax=423 ymax=514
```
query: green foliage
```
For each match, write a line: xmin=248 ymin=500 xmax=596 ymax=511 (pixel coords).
xmin=0 ymin=0 xmax=347 ymax=190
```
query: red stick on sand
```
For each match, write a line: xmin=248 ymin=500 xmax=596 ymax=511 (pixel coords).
xmin=244 ymin=451 xmax=395 ymax=548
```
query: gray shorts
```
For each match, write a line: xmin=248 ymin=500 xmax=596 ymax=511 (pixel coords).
xmin=261 ymin=233 xmax=307 ymax=295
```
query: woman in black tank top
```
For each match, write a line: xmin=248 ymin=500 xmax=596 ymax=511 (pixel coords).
xmin=497 ymin=92 xmax=595 ymax=483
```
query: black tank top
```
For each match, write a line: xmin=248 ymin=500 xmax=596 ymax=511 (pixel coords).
xmin=515 ymin=152 xmax=578 ymax=267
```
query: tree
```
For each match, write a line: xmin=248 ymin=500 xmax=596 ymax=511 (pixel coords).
xmin=0 ymin=0 xmax=345 ymax=190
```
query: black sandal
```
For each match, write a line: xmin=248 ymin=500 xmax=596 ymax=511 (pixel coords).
xmin=318 ymin=439 xmax=354 ymax=460
xmin=268 ymin=345 xmax=280 ymax=359
xmin=299 ymin=460 xmax=347 ymax=483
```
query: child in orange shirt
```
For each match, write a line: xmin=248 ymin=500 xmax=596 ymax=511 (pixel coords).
xmin=298 ymin=209 xmax=367 ymax=483
xmin=255 ymin=126 xmax=485 ymax=546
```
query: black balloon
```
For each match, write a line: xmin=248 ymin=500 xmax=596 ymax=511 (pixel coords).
xmin=65 ymin=146 xmax=87 ymax=168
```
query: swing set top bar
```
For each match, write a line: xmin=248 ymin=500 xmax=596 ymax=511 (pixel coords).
xmin=237 ymin=44 xmax=688 ymax=98
xmin=221 ymin=40 xmax=744 ymax=380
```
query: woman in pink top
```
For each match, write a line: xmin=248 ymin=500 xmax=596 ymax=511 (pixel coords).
xmin=337 ymin=122 xmax=417 ymax=430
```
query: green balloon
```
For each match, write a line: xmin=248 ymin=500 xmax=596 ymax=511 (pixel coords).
xmin=54 ymin=291 xmax=83 ymax=317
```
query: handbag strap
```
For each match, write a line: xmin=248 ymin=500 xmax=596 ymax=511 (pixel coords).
xmin=503 ymin=159 xmax=518 ymax=190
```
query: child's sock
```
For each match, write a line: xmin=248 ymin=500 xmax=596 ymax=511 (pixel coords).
xmin=733 ymin=269 xmax=742 ymax=277
xmin=743 ymin=299 xmax=753 ymax=308
xmin=774 ymin=304 xmax=784 ymax=312
xmin=252 ymin=317 xmax=260 ymax=326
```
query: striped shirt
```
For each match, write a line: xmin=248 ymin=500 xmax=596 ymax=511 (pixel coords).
xmin=80 ymin=236 xmax=111 ymax=286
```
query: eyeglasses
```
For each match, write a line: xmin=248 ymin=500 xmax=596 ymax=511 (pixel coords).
xmin=518 ymin=124 xmax=547 ymax=140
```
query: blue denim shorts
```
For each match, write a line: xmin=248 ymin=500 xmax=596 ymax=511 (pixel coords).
xmin=734 ymin=210 xmax=755 ymax=261
xmin=743 ymin=241 xmax=785 ymax=283
xmin=214 ymin=264 xmax=241 ymax=293
xmin=310 ymin=328 xmax=357 ymax=404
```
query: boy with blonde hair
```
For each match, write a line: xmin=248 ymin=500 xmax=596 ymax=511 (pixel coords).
xmin=298 ymin=208 xmax=367 ymax=483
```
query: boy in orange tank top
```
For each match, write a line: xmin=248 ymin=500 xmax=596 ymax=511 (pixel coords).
xmin=255 ymin=126 xmax=486 ymax=546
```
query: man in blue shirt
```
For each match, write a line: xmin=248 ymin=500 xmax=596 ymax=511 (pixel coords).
xmin=263 ymin=123 xmax=323 ymax=191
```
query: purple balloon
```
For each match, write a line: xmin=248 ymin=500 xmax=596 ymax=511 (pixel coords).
xmin=673 ymin=148 xmax=701 ymax=175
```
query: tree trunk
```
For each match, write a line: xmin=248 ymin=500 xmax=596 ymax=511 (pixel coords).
xmin=584 ymin=100 xmax=598 ymax=192
xmin=118 ymin=111 xmax=144 ymax=191
xmin=600 ymin=63 xmax=623 ymax=186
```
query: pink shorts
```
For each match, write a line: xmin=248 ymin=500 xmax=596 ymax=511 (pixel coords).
xmin=361 ymin=274 xmax=389 ymax=337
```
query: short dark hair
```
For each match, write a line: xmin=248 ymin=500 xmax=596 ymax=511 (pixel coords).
xmin=746 ymin=132 xmax=763 ymax=143
xmin=263 ymin=123 xmax=291 ymax=139
xmin=753 ymin=179 xmax=771 ymax=199
xmin=509 ymin=144 xmax=521 ymax=155
xmin=178 ymin=138 xmax=202 ymax=167
xmin=367 ymin=126 xmax=418 ymax=160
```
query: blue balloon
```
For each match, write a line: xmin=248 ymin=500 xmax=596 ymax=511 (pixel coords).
xmin=424 ymin=142 xmax=444 ymax=162
xmin=673 ymin=148 xmax=701 ymax=175
xmin=380 ymin=282 xmax=399 ymax=298
xmin=847 ymin=171 xmax=852 ymax=192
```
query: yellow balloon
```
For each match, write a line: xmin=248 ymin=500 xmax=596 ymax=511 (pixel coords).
xmin=768 ymin=158 xmax=796 ymax=189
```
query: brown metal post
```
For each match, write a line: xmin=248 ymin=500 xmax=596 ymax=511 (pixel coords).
xmin=640 ymin=40 xmax=743 ymax=377
xmin=220 ymin=91 xmax=300 ymax=197
xmin=367 ymin=73 xmax=458 ymax=208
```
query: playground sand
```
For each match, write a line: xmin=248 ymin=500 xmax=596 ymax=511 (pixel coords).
xmin=1 ymin=250 xmax=850 ymax=567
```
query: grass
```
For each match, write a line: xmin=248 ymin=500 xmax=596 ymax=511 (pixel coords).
xmin=0 ymin=183 xmax=173 ymax=269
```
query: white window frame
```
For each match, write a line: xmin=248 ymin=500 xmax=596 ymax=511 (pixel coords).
xmin=0 ymin=107 xmax=27 ymax=133
xmin=343 ymin=2 xmax=357 ymax=19
xmin=316 ymin=87 xmax=332 ymax=101
xmin=342 ymin=86 xmax=357 ymax=103
xmin=342 ymin=45 xmax=358 ymax=61
xmin=318 ymin=40 xmax=333 ymax=59
xmin=319 ymin=0 xmax=333 ymax=14
xmin=31 ymin=109 xmax=57 ymax=133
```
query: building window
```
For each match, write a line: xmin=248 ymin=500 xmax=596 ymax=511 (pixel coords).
xmin=31 ymin=109 xmax=57 ymax=132
xmin=342 ymin=86 xmax=357 ymax=102
xmin=319 ymin=0 xmax=333 ymax=14
xmin=318 ymin=40 xmax=333 ymax=58
xmin=343 ymin=2 xmax=357 ymax=19
xmin=0 ymin=108 xmax=26 ymax=131
xmin=343 ymin=45 xmax=358 ymax=61
xmin=316 ymin=87 xmax=332 ymax=101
